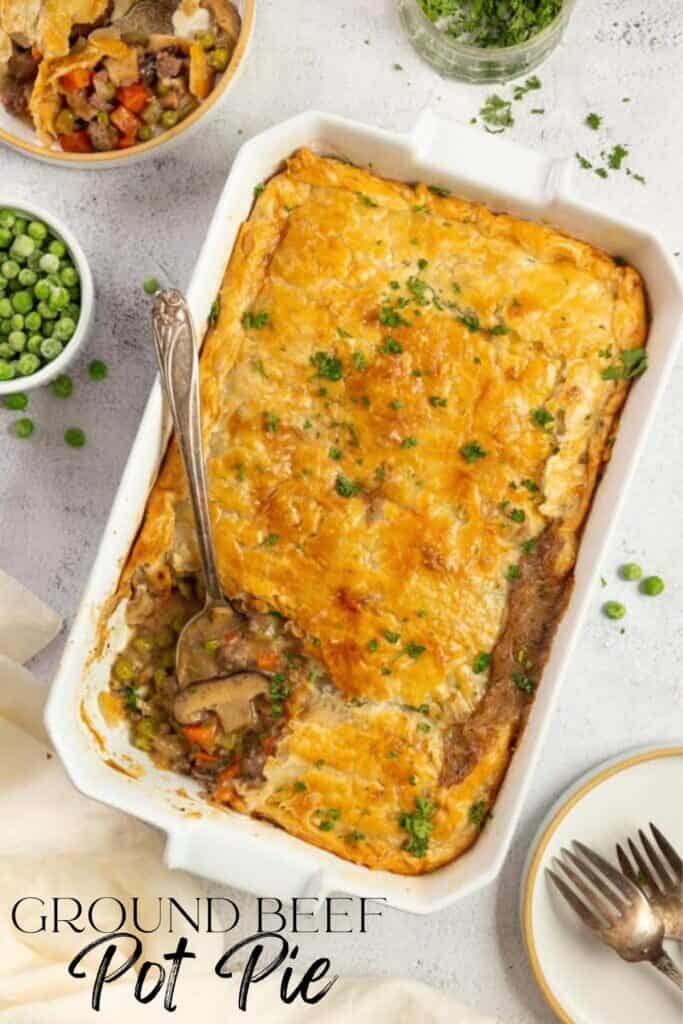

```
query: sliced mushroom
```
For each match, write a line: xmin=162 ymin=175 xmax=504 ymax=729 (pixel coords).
xmin=173 ymin=671 xmax=268 ymax=733
xmin=202 ymin=0 xmax=241 ymax=46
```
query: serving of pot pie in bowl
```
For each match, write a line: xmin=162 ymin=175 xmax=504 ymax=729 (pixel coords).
xmin=0 ymin=0 xmax=253 ymax=165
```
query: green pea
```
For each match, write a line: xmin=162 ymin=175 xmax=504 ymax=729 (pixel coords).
xmin=0 ymin=227 xmax=11 ymax=249
xmin=16 ymin=352 xmax=40 ymax=376
xmin=8 ymin=330 xmax=26 ymax=352
xmin=60 ymin=265 xmax=78 ymax=288
xmin=2 ymin=260 xmax=19 ymax=279
xmin=113 ymin=655 xmax=135 ymax=683
xmin=37 ymin=301 xmax=57 ymax=320
xmin=64 ymin=426 xmax=86 ymax=448
xmin=137 ymin=124 xmax=153 ymax=142
xmin=18 ymin=268 xmax=37 ymax=287
xmin=603 ymin=600 xmax=626 ymax=620
xmin=40 ymin=337 xmax=63 ymax=361
xmin=48 ymin=240 xmax=67 ymax=259
xmin=14 ymin=217 xmax=26 ymax=235
xmin=39 ymin=253 xmax=60 ymax=274
xmin=51 ymin=374 xmax=73 ymax=398
xmin=66 ymin=302 xmax=80 ymax=321
xmin=0 ymin=297 xmax=12 ymax=319
xmin=619 ymin=562 xmax=642 ymax=581
xmin=160 ymin=110 xmax=179 ymax=129
xmin=41 ymin=319 xmax=55 ymax=338
xmin=0 ymin=210 xmax=15 ymax=228
xmin=0 ymin=320 xmax=11 ymax=336
xmin=641 ymin=576 xmax=664 ymax=596
xmin=143 ymin=277 xmax=160 ymax=295
xmin=12 ymin=290 xmax=33 ymax=314
xmin=48 ymin=286 xmax=69 ymax=311
xmin=0 ymin=274 xmax=7 ymax=290
xmin=27 ymin=221 xmax=48 ymax=242
xmin=88 ymin=359 xmax=108 ymax=380
xmin=204 ymin=638 xmax=221 ymax=654
xmin=208 ymin=46 xmax=230 ymax=71
xmin=198 ymin=30 xmax=215 ymax=48
xmin=0 ymin=359 xmax=15 ymax=380
xmin=0 ymin=342 xmax=12 ymax=358
xmin=133 ymin=635 xmax=154 ymax=655
xmin=10 ymin=314 xmax=23 ymax=330
xmin=27 ymin=335 xmax=43 ymax=354
xmin=3 ymin=392 xmax=27 ymax=410
xmin=24 ymin=311 xmax=41 ymax=333
xmin=13 ymin=417 xmax=34 ymax=438
xmin=34 ymin=279 xmax=51 ymax=301
xmin=10 ymin=235 xmax=35 ymax=260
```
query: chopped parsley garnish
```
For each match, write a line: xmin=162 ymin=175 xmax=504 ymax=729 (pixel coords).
xmin=489 ymin=323 xmax=510 ymax=336
xmin=405 ymin=642 xmax=426 ymax=659
xmin=473 ymin=651 xmax=491 ymax=674
xmin=262 ymin=533 xmax=279 ymax=546
xmin=358 ymin=193 xmax=378 ymax=207
xmin=335 ymin=473 xmax=360 ymax=498
xmin=429 ymin=395 xmax=447 ymax=407
xmin=585 ymin=112 xmax=602 ymax=130
xmin=379 ymin=306 xmax=410 ymax=328
xmin=513 ymin=75 xmax=541 ymax=100
xmin=317 ymin=807 xmax=341 ymax=832
xmin=595 ymin=168 xmax=608 ymax=179
xmin=346 ymin=829 xmax=365 ymax=843
xmin=417 ymin=721 xmax=431 ymax=733
xmin=458 ymin=311 xmax=481 ymax=332
xmin=468 ymin=800 xmax=488 ymax=827
xmin=379 ymin=336 xmax=403 ymax=355
xmin=521 ymin=478 xmax=539 ymax=492
xmin=531 ymin=406 xmax=554 ymax=428
xmin=353 ymin=351 xmax=368 ymax=371
xmin=601 ymin=347 xmax=647 ymax=381
xmin=506 ymin=563 xmax=521 ymax=581
xmin=407 ymin=276 xmax=431 ymax=306
xmin=269 ymin=672 xmax=291 ymax=715
xmin=242 ymin=310 xmax=269 ymax=329
xmin=608 ymin=144 xmax=629 ymax=170
xmin=263 ymin=411 xmax=279 ymax=432
xmin=124 ymin=686 xmax=138 ymax=712
xmin=391 ymin=399 xmax=404 ymax=410
xmin=401 ymin=436 xmax=418 ymax=448
xmin=521 ymin=537 xmax=537 ymax=554
xmin=576 ymin=152 xmax=593 ymax=170
xmin=329 ymin=446 xmax=343 ymax=460
xmin=383 ymin=630 xmax=401 ymax=644
xmin=512 ymin=670 xmax=535 ymax=693
xmin=508 ymin=507 xmax=525 ymax=523
xmin=428 ymin=184 xmax=450 ymax=197
xmin=208 ymin=297 xmax=220 ymax=327
xmin=311 ymin=351 xmax=343 ymax=380
xmin=337 ymin=327 xmax=352 ymax=338
xmin=460 ymin=441 xmax=487 ymax=463
xmin=417 ymin=258 xmax=429 ymax=271
xmin=367 ymin=638 xmax=378 ymax=652
xmin=399 ymin=796 xmax=435 ymax=858
xmin=480 ymin=94 xmax=513 ymax=132
xmin=293 ymin=780 xmax=307 ymax=792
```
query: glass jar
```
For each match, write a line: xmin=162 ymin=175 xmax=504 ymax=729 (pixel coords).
xmin=398 ymin=0 xmax=577 ymax=83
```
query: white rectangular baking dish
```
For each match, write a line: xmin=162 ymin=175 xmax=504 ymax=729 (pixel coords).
xmin=45 ymin=110 xmax=683 ymax=914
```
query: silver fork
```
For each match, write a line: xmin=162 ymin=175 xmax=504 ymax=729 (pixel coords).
xmin=616 ymin=823 xmax=683 ymax=941
xmin=547 ymin=840 xmax=683 ymax=990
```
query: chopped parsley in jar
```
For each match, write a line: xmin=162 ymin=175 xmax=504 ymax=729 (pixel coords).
xmin=417 ymin=0 xmax=564 ymax=48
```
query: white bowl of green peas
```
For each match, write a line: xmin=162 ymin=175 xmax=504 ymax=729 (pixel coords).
xmin=0 ymin=200 xmax=94 ymax=395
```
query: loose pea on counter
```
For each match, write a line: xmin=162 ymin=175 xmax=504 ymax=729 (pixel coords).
xmin=0 ymin=210 xmax=81 ymax=382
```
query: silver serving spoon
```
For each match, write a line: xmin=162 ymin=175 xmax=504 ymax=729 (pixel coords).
xmin=151 ymin=289 xmax=267 ymax=731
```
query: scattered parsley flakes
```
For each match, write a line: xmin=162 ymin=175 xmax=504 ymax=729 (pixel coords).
xmin=335 ymin=473 xmax=360 ymax=498
xmin=353 ymin=351 xmax=368 ymax=371
xmin=379 ymin=336 xmax=403 ymax=355
xmin=429 ymin=395 xmax=447 ymax=407
xmin=608 ymin=144 xmax=629 ymax=170
xmin=513 ymin=75 xmax=541 ymax=101
xmin=399 ymin=796 xmax=435 ymax=858
xmin=585 ymin=112 xmax=602 ymax=130
xmin=401 ymin=436 xmax=418 ymax=448
xmin=512 ymin=670 xmax=535 ymax=693
xmin=458 ymin=311 xmax=481 ymax=332
xmin=601 ymin=346 xmax=647 ymax=381
xmin=506 ymin=563 xmax=521 ymax=581
xmin=576 ymin=152 xmax=593 ymax=170
xmin=428 ymin=184 xmax=451 ymax=197
xmin=383 ymin=629 xmax=401 ymax=644
xmin=531 ymin=406 xmax=554 ymax=429
xmin=480 ymin=93 xmax=514 ymax=131
xmin=262 ymin=533 xmax=279 ymax=546
xmin=242 ymin=310 xmax=269 ymax=329
xmin=263 ymin=410 xmax=279 ymax=432
xmin=311 ymin=351 xmax=343 ymax=381
xmin=473 ymin=651 xmax=491 ymax=674
xmin=405 ymin=642 xmax=426 ymax=659
xmin=469 ymin=800 xmax=488 ymax=827
xmin=208 ymin=297 xmax=220 ymax=327
xmin=253 ymin=182 xmax=265 ymax=198
xmin=460 ymin=441 xmax=487 ymax=463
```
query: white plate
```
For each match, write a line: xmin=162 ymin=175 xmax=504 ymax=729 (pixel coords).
xmin=521 ymin=746 xmax=683 ymax=1024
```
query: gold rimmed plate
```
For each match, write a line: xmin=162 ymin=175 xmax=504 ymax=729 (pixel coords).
xmin=0 ymin=0 xmax=254 ymax=168
xmin=521 ymin=746 xmax=683 ymax=1024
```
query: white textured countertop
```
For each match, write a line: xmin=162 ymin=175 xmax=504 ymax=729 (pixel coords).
xmin=1 ymin=1 xmax=682 ymax=1020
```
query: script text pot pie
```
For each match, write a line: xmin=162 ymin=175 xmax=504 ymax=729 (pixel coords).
xmin=106 ymin=149 xmax=648 ymax=875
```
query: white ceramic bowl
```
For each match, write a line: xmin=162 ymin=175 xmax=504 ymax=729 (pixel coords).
xmin=0 ymin=0 xmax=254 ymax=169
xmin=0 ymin=197 xmax=94 ymax=395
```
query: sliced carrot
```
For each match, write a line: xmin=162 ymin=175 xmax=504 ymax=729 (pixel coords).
xmin=116 ymin=82 xmax=151 ymax=114
xmin=117 ymin=131 xmax=138 ymax=150
xmin=262 ymin=735 xmax=277 ymax=756
xmin=110 ymin=103 xmax=140 ymax=137
xmin=58 ymin=130 xmax=93 ymax=153
xmin=214 ymin=761 xmax=241 ymax=802
xmin=182 ymin=719 xmax=217 ymax=752
xmin=193 ymin=750 xmax=219 ymax=766
xmin=256 ymin=651 xmax=280 ymax=671
xmin=59 ymin=68 xmax=93 ymax=92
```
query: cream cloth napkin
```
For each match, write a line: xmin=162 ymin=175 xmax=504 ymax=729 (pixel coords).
xmin=0 ymin=571 xmax=499 ymax=1023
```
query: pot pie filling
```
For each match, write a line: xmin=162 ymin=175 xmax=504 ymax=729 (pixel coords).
xmin=107 ymin=149 xmax=648 ymax=874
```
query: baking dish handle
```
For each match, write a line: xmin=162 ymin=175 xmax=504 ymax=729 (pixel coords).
xmin=165 ymin=825 xmax=332 ymax=903
xmin=411 ymin=108 xmax=572 ymax=208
